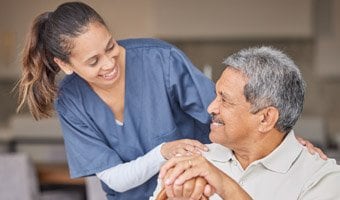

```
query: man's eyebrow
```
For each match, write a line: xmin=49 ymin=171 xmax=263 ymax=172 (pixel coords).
xmin=218 ymin=91 xmax=228 ymax=99
xmin=219 ymin=91 xmax=234 ymax=102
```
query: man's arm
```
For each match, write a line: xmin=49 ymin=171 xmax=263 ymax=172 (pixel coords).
xmin=159 ymin=155 xmax=252 ymax=200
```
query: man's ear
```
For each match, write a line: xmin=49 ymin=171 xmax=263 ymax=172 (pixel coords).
xmin=53 ymin=57 xmax=74 ymax=75
xmin=257 ymin=106 xmax=279 ymax=133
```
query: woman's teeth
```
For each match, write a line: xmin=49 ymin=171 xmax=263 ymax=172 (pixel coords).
xmin=103 ymin=67 xmax=117 ymax=79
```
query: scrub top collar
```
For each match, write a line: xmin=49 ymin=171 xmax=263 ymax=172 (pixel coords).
xmin=77 ymin=48 xmax=144 ymax=130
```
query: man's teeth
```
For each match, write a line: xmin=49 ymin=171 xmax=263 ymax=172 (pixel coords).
xmin=212 ymin=121 xmax=224 ymax=126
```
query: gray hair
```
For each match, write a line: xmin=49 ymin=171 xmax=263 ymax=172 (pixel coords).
xmin=223 ymin=46 xmax=305 ymax=134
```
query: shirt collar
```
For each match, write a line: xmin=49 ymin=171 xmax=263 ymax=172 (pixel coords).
xmin=203 ymin=143 xmax=233 ymax=163
xmin=259 ymin=130 xmax=302 ymax=173
xmin=204 ymin=131 xmax=303 ymax=173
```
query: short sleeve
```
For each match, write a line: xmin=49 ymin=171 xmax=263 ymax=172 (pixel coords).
xmin=56 ymin=98 xmax=123 ymax=178
xmin=168 ymin=47 xmax=215 ymax=123
xmin=299 ymin=165 xmax=340 ymax=199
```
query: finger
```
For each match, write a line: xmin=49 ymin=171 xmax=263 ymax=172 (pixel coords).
xmin=164 ymin=184 xmax=174 ymax=198
xmin=184 ymin=144 xmax=199 ymax=155
xmin=190 ymin=177 xmax=206 ymax=199
xmin=164 ymin=169 xmax=175 ymax=198
xmin=296 ymin=136 xmax=307 ymax=145
xmin=172 ymin=183 xmax=183 ymax=197
xmin=164 ymin=159 xmax=193 ymax=186
xmin=305 ymin=142 xmax=316 ymax=155
xmin=182 ymin=139 xmax=209 ymax=151
xmin=314 ymin=147 xmax=328 ymax=160
xmin=174 ymin=166 xmax=201 ymax=186
xmin=176 ymin=148 xmax=189 ymax=157
xmin=203 ymin=184 xmax=215 ymax=197
xmin=159 ymin=157 xmax=183 ymax=178
xmin=182 ymin=178 xmax=195 ymax=197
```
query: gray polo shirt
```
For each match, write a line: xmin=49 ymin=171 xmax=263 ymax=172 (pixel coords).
xmin=151 ymin=131 xmax=340 ymax=199
xmin=204 ymin=131 xmax=340 ymax=199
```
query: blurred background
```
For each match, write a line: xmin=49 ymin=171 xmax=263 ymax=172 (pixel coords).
xmin=0 ymin=0 xmax=339 ymax=199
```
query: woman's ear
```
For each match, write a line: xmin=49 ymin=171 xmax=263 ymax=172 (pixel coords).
xmin=53 ymin=57 xmax=74 ymax=75
xmin=257 ymin=106 xmax=279 ymax=133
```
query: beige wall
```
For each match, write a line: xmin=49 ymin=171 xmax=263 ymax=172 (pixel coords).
xmin=0 ymin=0 xmax=339 ymax=145
xmin=0 ymin=0 xmax=314 ymax=78
xmin=153 ymin=0 xmax=313 ymax=39
xmin=315 ymin=0 xmax=340 ymax=78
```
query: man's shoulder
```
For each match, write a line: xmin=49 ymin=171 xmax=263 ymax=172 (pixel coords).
xmin=298 ymin=155 xmax=340 ymax=198
xmin=297 ymin=147 xmax=340 ymax=184
xmin=203 ymin=143 xmax=233 ymax=162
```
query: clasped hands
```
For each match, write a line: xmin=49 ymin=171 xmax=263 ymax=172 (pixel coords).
xmin=158 ymin=138 xmax=327 ymax=200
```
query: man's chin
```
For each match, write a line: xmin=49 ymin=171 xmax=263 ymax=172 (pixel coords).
xmin=209 ymin=131 xmax=222 ymax=143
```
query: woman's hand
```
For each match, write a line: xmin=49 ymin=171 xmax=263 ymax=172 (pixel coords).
xmin=296 ymin=137 xmax=328 ymax=160
xmin=161 ymin=139 xmax=209 ymax=160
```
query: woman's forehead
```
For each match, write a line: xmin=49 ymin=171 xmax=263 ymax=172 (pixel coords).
xmin=70 ymin=22 xmax=111 ymax=61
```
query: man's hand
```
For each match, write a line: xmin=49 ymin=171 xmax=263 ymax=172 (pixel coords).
xmin=159 ymin=155 xmax=252 ymax=199
xmin=163 ymin=168 xmax=211 ymax=199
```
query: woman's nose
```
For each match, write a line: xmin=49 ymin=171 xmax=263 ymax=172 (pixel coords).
xmin=102 ymin=55 xmax=115 ymax=70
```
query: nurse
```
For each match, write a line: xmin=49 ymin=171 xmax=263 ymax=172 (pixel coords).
xmin=17 ymin=2 xmax=213 ymax=199
xmin=16 ymin=1 xmax=325 ymax=200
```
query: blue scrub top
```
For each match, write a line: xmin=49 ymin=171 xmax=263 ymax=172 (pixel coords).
xmin=55 ymin=38 xmax=215 ymax=199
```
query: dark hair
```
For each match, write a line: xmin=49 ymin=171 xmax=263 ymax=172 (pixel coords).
xmin=17 ymin=2 xmax=106 ymax=120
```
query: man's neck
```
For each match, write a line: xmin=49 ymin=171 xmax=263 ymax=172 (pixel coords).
xmin=233 ymin=130 xmax=285 ymax=170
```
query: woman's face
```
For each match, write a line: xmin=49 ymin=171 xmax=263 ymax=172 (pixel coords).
xmin=62 ymin=22 xmax=123 ymax=90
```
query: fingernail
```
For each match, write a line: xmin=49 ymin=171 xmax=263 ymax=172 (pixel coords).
xmin=165 ymin=179 xmax=171 ymax=185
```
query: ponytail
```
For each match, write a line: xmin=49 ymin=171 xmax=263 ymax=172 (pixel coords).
xmin=17 ymin=12 xmax=60 ymax=120
xmin=16 ymin=2 xmax=107 ymax=120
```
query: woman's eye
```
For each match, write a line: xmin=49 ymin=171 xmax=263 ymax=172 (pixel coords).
xmin=89 ymin=59 xmax=98 ymax=66
xmin=107 ymin=45 xmax=114 ymax=52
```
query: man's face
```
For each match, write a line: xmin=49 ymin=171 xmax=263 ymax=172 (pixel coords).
xmin=207 ymin=68 xmax=259 ymax=148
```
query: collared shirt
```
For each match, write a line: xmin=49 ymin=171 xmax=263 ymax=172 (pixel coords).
xmin=55 ymin=38 xmax=215 ymax=199
xmin=151 ymin=131 xmax=340 ymax=199
xmin=203 ymin=131 xmax=340 ymax=199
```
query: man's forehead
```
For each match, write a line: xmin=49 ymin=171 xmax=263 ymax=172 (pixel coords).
xmin=216 ymin=68 xmax=248 ymax=94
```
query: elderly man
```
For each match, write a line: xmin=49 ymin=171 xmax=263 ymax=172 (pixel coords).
xmin=156 ymin=46 xmax=340 ymax=200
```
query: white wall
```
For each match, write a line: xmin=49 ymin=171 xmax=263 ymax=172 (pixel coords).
xmin=315 ymin=0 xmax=340 ymax=78
xmin=153 ymin=0 xmax=313 ymax=39
xmin=0 ymin=0 xmax=314 ymax=78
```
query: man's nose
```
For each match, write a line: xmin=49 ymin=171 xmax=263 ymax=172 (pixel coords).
xmin=207 ymin=98 xmax=219 ymax=114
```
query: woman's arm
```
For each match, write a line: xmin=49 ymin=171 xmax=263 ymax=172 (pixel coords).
xmin=97 ymin=139 xmax=208 ymax=192
xmin=96 ymin=144 xmax=165 ymax=192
